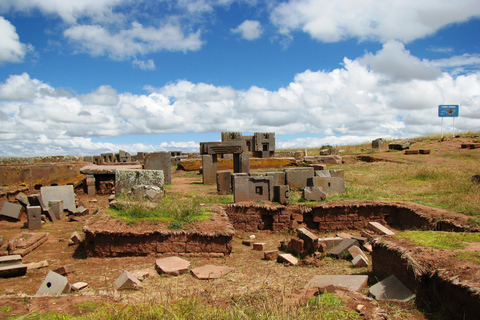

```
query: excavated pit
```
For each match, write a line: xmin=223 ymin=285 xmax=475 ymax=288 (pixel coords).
xmin=84 ymin=200 xmax=478 ymax=318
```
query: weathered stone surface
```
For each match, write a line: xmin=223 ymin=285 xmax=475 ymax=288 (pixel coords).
xmin=233 ymin=175 xmax=273 ymax=203
xmin=372 ymin=138 xmax=385 ymax=149
xmin=190 ymin=265 xmax=233 ymax=279
xmin=41 ymin=185 xmax=76 ymax=212
xmin=0 ymin=263 xmax=28 ymax=278
xmin=202 ymin=154 xmax=217 ymax=185
xmin=315 ymin=155 xmax=342 ymax=164
xmin=113 ymin=271 xmax=141 ymax=290
xmin=264 ymin=250 xmax=279 ymax=260
xmin=253 ymin=243 xmax=265 ymax=251
xmin=131 ymin=185 xmax=163 ymax=202
xmin=115 ymin=169 xmax=165 ymax=194
xmin=143 ymin=152 xmax=172 ymax=184
xmin=217 ymin=171 xmax=232 ymax=195
xmin=369 ymin=275 xmax=414 ymax=301
xmin=27 ymin=206 xmax=42 ymax=230
xmin=328 ymin=239 xmax=360 ymax=259
xmin=368 ymin=222 xmax=395 ymax=236
xmin=71 ymin=282 xmax=89 ymax=291
xmin=317 ymin=237 xmax=343 ymax=250
xmin=348 ymin=245 xmax=368 ymax=262
xmin=266 ymin=172 xmax=286 ymax=186
xmin=52 ymin=264 xmax=75 ymax=276
xmin=305 ymin=275 xmax=368 ymax=292
xmin=70 ymin=231 xmax=84 ymax=244
xmin=307 ymin=177 xmax=345 ymax=195
xmin=352 ymin=254 xmax=369 ymax=267
xmin=285 ymin=167 xmax=314 ymax=191
xmin=131 ymin=268 xmax=156 ymax=281
xmin=48 ymin=200 xmax=63 ymax=220
xmin=26 ymin=260 xmax=49 ymax=270
xmin=36 ymin=271 xmax=71 ymax=295
xmin=0 ymin=202 xmax=22 ymax=220
xmin=278 ymin=253 xmax=298 ymax=265
xmin=303 ymin=186 xmax=327 ymax=201
xmin=388 ymin=139 xmax=411 ymax=150
xmin=155 ymin=256 xmax=191 ymax=276
xmin=178 ymin=157 xmax=297 ymax=171
xmin=15 ymin=192 xmax=30 ymax=206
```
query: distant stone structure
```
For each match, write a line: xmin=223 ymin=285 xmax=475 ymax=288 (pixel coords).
xmin=221 ymin=132 xmax=275 ymax=158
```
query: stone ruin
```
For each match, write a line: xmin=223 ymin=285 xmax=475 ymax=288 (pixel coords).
xmin=221 ymin=132 xmax=275 ymax=158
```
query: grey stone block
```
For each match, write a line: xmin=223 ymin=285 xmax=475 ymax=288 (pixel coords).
xmin=0 ymin=202 xmax=22 ymax=220
xmin=305 ymin=275 xmax=368 ymax=292
xmin=27 ymin=206 xmax=42 ymax=230
xmin=285 ymin=167 xmax=314 ymax=191
xmin=303 ymin=186 xmax=327 ymax=201
xmin=48 ymin=200 xmax=63 ymax=220
xmin=143 ymin=152 xmax=171 ymax=184
xmin=113 ymin=271 xmax=141 ymax=290
xmin=328 ymin=239 xmax=360 ymax=259
xmin=36 ymin=271 xmax=71 ymax=295
xmin=273 ymin=185 xmax=289 ymax=205
xmin=307 ymin=177 xmax=345 ymax=195
xmin=369 ymin=275 xmax=414 ymax=301
xmin=202 ymin=154 xmax=217 ymax=185
xmin=41 ymin=185 xmax=76 ymax=212
xmin=217 ymin=171 xmax=232 ymax=195
xmin=115 ymin=169 xmax=164 ymax=194
xmin=266 ymin=172 xmax=285 ymax=186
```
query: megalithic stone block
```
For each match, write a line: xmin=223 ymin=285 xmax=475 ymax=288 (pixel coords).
xmin=113 ymin=271 xmax=142 ymax=290
xmin=327 ymin=239 xmax=360 ymax=259
xmin=36 ymin=271 xmax=71 ymax=295
xmin=48 ymin=200 xmax=64 ymax=220
xmin=0 ymin=202 xmax=22 ymax=220
xmin=41 ymin=185 xmax=76 ymax=212
xmin=27 ymin=206 xmax=42 ymax=230
xmin=369 ymin=275 xmax=414 ymax=301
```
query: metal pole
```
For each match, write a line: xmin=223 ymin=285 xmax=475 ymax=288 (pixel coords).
xmin=441 ymin=117 xmax=444 ymax=139
xmin=452 ymin=117 xmax=455 ymax=137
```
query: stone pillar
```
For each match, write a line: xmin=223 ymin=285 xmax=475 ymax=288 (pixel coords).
xmin=27 ymin=206 xmax=42 ymax=229
xmin=233 ymin=153 xmax=250 ymax=173
xmin=202 ymin=154 xmax=217 ymax=184
xmin=143 ymin=152 xmax=172 ymax=184
xmin=86 ymin=174 xmax=96 ymax=196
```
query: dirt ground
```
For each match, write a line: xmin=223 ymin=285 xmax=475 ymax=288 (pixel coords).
xmin=0 ymin=136 xmax=479 ymax=319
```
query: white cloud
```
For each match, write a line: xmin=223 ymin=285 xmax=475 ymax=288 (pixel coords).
xmin=1 ymin=44 xmax=479 ymax=156
xmin=64 ymin=23 xmax=203 ymax=59
xmin=0 ymin=17 xmax=31 ymax=64
xmin=231 ymin=20 xmax=263 ymax=40
xmin=133 ymin=59 xmax=156 ymax=70
xmin=270 ymin=0 xmax=480 ymax=43
xmin=0 ymin=0 xmax=127 ymax=24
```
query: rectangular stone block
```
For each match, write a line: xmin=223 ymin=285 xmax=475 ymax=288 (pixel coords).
xmin=253 ymin=243 xmax=265 ymax=251
xmin=36 ymin=271 xmax=71 ymax=295
xmin=27 ymin=206 xmax=42 ymax=230
xmin=266 ymin=172 xmax=286 ymax=186
xmin=41 ymin=185 xmax=75 ymax=212
xmin=285 ymin=167 xmax=314 ymax=191
xmin=202 ymin=154 xmax=217 ymax=185
xmin=307 ymin=177 xmax=345 ymax=196
xmin=233 ymin=153 xmax=250 ymax=173
xmin=273 ymin=185 xmax=289 ymax=205
xmin=115 ymin=169 xmax=165 ymax=194
xmin=305 ymin=275 xmax=368 ymax=292
xmin=0 ymin=202 xmax=22 ymax=220
xmin=303 ymin=186 xmax=327 ymax=201
xmin=216 ymin=171 xmax=232 ymax=195
xmin=233 ymin=174 xmax=249 ymax=203
xmin=368 ymin=222 xmax=395 ymax=236
xmin=143 ymin=152 xmax=172 ymax=184
xmin=327 ymin=239 xmax=360 ymax=259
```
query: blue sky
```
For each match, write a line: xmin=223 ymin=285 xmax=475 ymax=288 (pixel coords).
xmin=0 ymin=0 xmax=479 ymax=156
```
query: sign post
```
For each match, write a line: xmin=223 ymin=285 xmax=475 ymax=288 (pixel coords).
xmin=438 ymin=105 xmax=459 ymax=138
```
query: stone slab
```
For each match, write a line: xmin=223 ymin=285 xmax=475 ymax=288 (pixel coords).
xmin=303 ymin=186 xmax=327 ymax=201
xmin=27 ymin=206 xmax=42 ymax=230
xmin=352 ymin=254 xmax=369 ymax=267
xmin=41 ymin=185 xmax=76 ymax=212
xmin=71 ymin=282 xmax=89 ymax=291
xmin=53 ymin=264 xmax=75 ymax=276
xmin=0 ymin=202 xmax=22 ymax=220
xmin=264 ymin=250 xmax=279 ymax=260
xmin=0 ymin=255 xmax=22 ymax=266
xmin=36 ymin=271 xmax=71 ymax=295
xmin=348 ymin=245 xmax=368 ymax=261
xmin=26 ymin=260 xmax=49 ymax=270
xmin=0 ymin=263 xmax=28 ymax=278
xmin=327 ymin=239 xmax=360 ymax=259
xmin=368 ymin=222 xmax=395 ymax=236
xmin=278 ymin=253 xmax=298 ymax=265
xmin=317 ymin=237 xmax=343 ymax=250
xmin=305 ymin=275 xmax=368 ymax=292
xmin=369 ymin=275 xmax=414 ymax=301
xmin=285 ymin=167 xmax=314 ymax=191
xmin=155 ymin=256 xmax=191 ymax=276
xmin=113 ymin=271 xmax=141 ymax=290
xmin=190 ymin=265 xmax=233 ymax=280
xmin=115 ymin=169 xmax=165 ymax=194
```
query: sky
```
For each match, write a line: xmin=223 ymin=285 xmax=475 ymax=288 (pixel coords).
xmin=0 ymin=0 xmax=479 ymax=157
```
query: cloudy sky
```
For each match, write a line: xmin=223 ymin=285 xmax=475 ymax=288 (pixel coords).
xmin=1 ymin=0 xmax=479 ymax=156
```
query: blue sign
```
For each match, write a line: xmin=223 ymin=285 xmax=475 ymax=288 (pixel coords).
xmin=438 ymin=105 xmax=459 ymax=117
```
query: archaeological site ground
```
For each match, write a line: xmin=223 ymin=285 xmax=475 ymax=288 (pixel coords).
xmin=0 ymin=132 xmax=479 ymax=320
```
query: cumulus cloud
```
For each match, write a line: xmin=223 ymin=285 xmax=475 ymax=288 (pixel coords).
xmin=133 ymin=59 xmax=156 ymax=70
xmin=231 ymin=20 xmax=263 ymax=40
xmin=270 ymin=0 xmax=480 ymax=43
xmin=64 ymin=23 xmax=203 ymax=59
xmin=1 ymin=44 xmax=480 ymax=156
xmin=0 ymin=17 xmax=31 ymax=64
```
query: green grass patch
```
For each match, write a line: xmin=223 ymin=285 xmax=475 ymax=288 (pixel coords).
xmin=455 ymin=251 xmax=480 ymax=265
xmin=396 ymin=231 xmax=480 ymax=250
xmin=110 ymin=194 xmax=212 ymax=227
